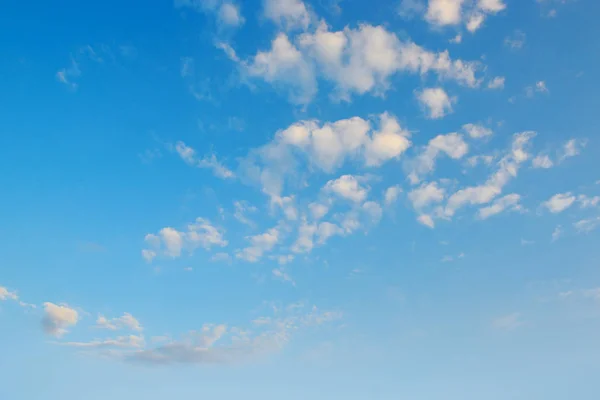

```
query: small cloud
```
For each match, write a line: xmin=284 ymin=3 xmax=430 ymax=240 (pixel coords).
xmin=417 ymin=214 xmax=435 ymax=229
xmin=487 ymin=76 xmax=505 ymax=90
xmin=542 ymin=192 xmax=576 ymax=213
xmin=532 ymin=154 xmax=554 ymax=169
xmin=272 ymin=267 xmax=295 ymax=286
xmin=42 ymin=303 xmax=79 ymax=337
xmin=416 ymin=87 xmax=455 ymax=119
xmin=551 ymin=225 xmax=563 ymax=242
xmin=0 ymin=286 xmax=19 ymax=301
xmin=492 ymin=312 xmax=523 ymax=331
xmin=450 ymin=34 xmax=462 ymax=44
xmin=398 ymin=0 xmax=426 ymax=20
xmin=504 ymin=30 xmax=526 ymax=49
xmin=96 ymin=313 xmax=143 ymax=332
xmin=559 ymin=139 xmax=586 ymax=162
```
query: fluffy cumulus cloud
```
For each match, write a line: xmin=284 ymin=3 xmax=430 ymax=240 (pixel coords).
xmin=143 ymin=218 xmax=227 ymax=262
xmin=325 ymin=175 xmax=369 ymax=203
xmin=241 ymin=22 xmax=482 ymax=104
xmin=416 ymin=87 xmax=455 ymax=119
xmin=241 ymin=113 xmax=411 ymax=198
xmin=246 ymin=33 xmax=317 ymax=105
xmin=263 ymin=0 xmax=311 ymax=31
xmin=42 ymin=303 xmax=79 ymax=337
xmin=425 ymin=0 xmax=506 ymax=32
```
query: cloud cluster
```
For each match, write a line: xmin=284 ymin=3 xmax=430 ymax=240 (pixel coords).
xmin=241 ymin=113 xmax=411 ymax=198
xmin=143 ymin=218 xmax=228 ymax=262
xmin=241 ymin=22 xmax=481 ymax=104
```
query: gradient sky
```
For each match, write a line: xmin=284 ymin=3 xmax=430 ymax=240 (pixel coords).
xmin=2 ymin=0 xmax=600 ymax=399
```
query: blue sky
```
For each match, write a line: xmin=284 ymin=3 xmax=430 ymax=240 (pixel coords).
xmin=1 ymin=0 xmax=600 ymax=398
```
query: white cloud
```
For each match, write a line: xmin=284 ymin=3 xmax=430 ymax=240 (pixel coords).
xmin=324 ymin=175 xmax=369 ymax=203
xmin=143 ymin=218 xmax=227 ymax=261
xmin=174 ymin=141 xmax=235 ymax=179
xmin=175 ymin=0 xmax=245 ymax=29
xmin=237 ymin=227 xmax=280 ymax=262
xmin=466 ymin=12 xmax=485 ymax=32
xmin=363 ymin=201 xmax=383 ymax=223
xmin=97 ymin=313 xmax=143 ymax=332
xmin=450 ymin=34 xmax=462 ymax=43
xmin=233 ymin=201 xmax=257 ymax=226
xmin=272 ymin=267 xmax=296 ymax=285
xmin=398 ymin=0 xmax=426 ymax=19
xmin=574 ymin=217 xmax=600 ymax=234
xmin=308 ymin=202 xmax=329 ymax=220
xmin=270 ymin=195 xmax=298 ymax=221
xmin=211 ymin=252 xmax=232 ymax=262
xmin=247 ymin=33 xmax=317 ymax=105
xmin=42 ymin=303 xmax=79 ymax=337
xmin=526 ymin=80 xmax=549 ymax=97
xmin=384 ymin=185 xmax=402 ymax=206
xmin=240 ymin=23 xmax=482 ymax=104
xmin=578 ymin=195 xmax=600 ymax=209
xmin=426 ymin=0 xmax=465 ymax=26
xmin=263 ymin=0 xmax=311 ymax=31
xmin=477 ymin=193 xmax=522 ymax=219
xmin=487 ymin=76 xmax=505 ymax=89
xmin=492 ymin=312 xmax=522 ymax=331
xmin=552 ymin=225 xmax=563 ymax=242
xmin=364 ymin=113 xmax=412 ymax=167
xmin=543 ymin=192 xmax=576 ymax=213
xmin=416 ymin=87 xmax=455 ymax=119
xmin=443 ymin=131 xmax=535 ymax=218
xmin=291 ymin=221 xmax=318 ymax=253
xmin=532 ymin=154 xmax=554 ymax=169
xmin=124 ymin=304 xmax=340 ymax=365
xmin=463 ymin=123 xmax=492 ymax=139
xmin=417 ymin=214 xmax=435 ymax=228
xmin=56 ymin=58 xmax=81 ymax=90
xmin=425 ymin=0 xmax=505 ymax=32
xmin=408 ymin=132 xmax=468 ymax=183
xmin=0 ymin=286 xmax=18 ymax=301
xmin=218 ymin=2 xmax=244 ymax=27
xmin=409 ymin=182 xmax=445 ymax=209
xmin=466 ymin=154 xmax=494 ymax=167
xmin=560 ymin=139 xmax=586 ymax=161
xmin=504 ymin=30 xmax=526 ymax=49
xmin=62 ymin=335 xmax=145 ymax=349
